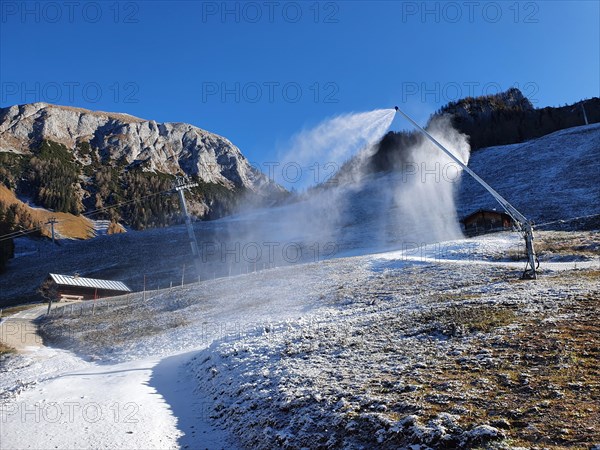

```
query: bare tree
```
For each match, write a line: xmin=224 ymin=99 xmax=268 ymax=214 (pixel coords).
xmin=38 ymin=278 xmax=59 ymax=303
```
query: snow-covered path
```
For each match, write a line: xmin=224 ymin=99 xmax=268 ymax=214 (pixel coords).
xmin=0 ymin=303 xmax=82 ymax=353
xmin=0 ymin=345 xmax=234 ymax=449
xmin=0 ymin=306 xmax=46 ymax=353
xmin=149 ymin=351 xmax=234 ymax=450
xmin=2 ymin=354 xmax=177 ymax=449
xmin=1 ymin=307 xmax=234 ymax=449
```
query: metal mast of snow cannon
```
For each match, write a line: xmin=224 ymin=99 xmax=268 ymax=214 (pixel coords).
xmin=393 ymin=106 xmax=538 ymax=279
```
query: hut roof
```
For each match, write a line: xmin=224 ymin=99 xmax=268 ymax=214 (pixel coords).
xmin=48 ymin=274 xmax=131 ymax=292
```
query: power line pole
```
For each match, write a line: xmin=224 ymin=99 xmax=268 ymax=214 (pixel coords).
xmin=46 ymin=217 xmax=58 ymax=244
xmin=581 ymin=103 xmax=589 ymax=125
xmin=173 ymin=176 xmax=202 ymax=280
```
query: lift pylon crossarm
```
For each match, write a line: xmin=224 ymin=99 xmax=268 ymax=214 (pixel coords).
xmin=394 ymin=106 xmax=538 ymax=279
xmin=174 ymin=176 xmax=199 ymax=192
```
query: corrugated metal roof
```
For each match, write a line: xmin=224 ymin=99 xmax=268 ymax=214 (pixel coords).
xmin=49 ymin=274 xmax=131 ymax=292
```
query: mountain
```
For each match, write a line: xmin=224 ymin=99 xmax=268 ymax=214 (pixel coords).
xmin=366 ymin=88 xmax=599 ymax=174
xmin=2 ymin=122 xmax=598 ymax=305
xmin=0 ymin=102 xmax=285 ymax=230
xmin=433 ymin=88 xmax=600 ymax=151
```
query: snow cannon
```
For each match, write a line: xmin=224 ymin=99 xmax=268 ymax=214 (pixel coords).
xmin=394 ymin=105 xmax=538 ymax=280
xmin=394 ymin=106 xmax=399 ymax=112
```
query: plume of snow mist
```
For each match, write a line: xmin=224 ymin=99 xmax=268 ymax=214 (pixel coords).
xmin=374 ymin=115 xmax=471 ymax=247
xmin=274 ymin=108 xmax=396 ymax=190
xmin=195 ymin=112 xmax=471 ymax=278
xmin=195 ymin=109 xmax=397 ymax=275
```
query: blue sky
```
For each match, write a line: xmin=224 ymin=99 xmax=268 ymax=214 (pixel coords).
xmin=1 ymin=1 xmax=598 ymax=164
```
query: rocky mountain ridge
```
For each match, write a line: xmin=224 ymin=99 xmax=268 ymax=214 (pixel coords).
xmin=0 ymin=103 xmax=286 ymax=233
xmin=0 ymin=102 xmax=276 ymax=191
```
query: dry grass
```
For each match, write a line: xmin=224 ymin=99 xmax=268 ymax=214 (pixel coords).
xmin=399 ymin=286 xmax=600 ymax=448
xmin=535 ymin=231 xmax=600 ymax=258
xmin=0 ymin=303 xmax=40 ymax=318
xmin=0 ymin=341 xmax=15 ymax=355
xmin=487 ymin=230 xmax=600 ymax=262
xmin=558 ymin=268 xmax=600 ymax=281
xmin=338 ymin=268 xmax=600 ymax=448
xmin=412 ymin=304 xmax=517 ymax=337
xmin=431 ymin=292 xmax=483 ymax=303
xmin=51 ymin=212 xmax=95 ymax=239
xmin=39 ymin=300 xmax=191 ymax=353
xmin=107 ymin=221 xmax=126 ymax=234
xmin=0 ymin=185 xmax=95 ymax=239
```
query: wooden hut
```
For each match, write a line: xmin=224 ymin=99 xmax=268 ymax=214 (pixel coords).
xmin=41 ymin=273 xmax=131 ymax=301
xmin=461 ymin=209 xmax=514 ymax=236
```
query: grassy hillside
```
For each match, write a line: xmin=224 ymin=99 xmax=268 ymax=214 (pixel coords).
xmin=0 ymin=185 xmax=94 ymax=240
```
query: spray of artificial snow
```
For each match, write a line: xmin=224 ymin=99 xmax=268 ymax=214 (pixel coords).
xmin=206 ymin=110 xmax=471 ymax=274
xmin=375 ymin=115 xmax=471 ymax=248
xmin=275 ymin=108 xmax=397 ymax=189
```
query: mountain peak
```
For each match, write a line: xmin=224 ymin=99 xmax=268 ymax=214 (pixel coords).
xmin=0 ymin=102 xmax=284 ymax=228
xmin=0 ymin=102 xmax=271 ymax=189
xmin=436 ymin=87 xmax=534 ymax=121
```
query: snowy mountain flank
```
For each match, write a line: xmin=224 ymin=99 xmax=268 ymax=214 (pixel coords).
xmin=457 ymin=123 xmax=600 ymax=225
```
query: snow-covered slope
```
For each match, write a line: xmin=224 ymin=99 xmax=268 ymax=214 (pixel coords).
xmin=2 ymin=233 xmax=598 ymax=449
xmin=456 ymin=123 xmax=600 ymax=224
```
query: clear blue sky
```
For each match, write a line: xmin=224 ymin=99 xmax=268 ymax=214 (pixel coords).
xmin=1 ymin=1 xmax=598 ymax=164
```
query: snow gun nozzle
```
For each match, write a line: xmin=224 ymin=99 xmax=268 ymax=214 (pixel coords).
xmin=394 ymin=106 xmax=399 ymax=112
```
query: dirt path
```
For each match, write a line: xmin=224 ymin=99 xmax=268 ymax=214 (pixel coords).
xmin=0 ymin=302 xmax=79 ymax=353
xmin=0 ymin=306 xmax=47 ymax=352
